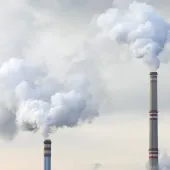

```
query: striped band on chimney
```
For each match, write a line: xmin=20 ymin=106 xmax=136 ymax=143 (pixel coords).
xmin=44 ymin=139 xmax=51 ymax=170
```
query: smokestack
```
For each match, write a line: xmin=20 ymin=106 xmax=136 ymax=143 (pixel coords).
xmin=44 ymin=139 xmax=51 ymax=170
xmin=149 ymin=72 xmax=159 ymax=170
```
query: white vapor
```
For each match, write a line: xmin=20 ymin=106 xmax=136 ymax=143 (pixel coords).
xmin=0 ymin=0 xmax=109 ymax=140
xmin=0 ymin=58 xmax=98 ymax=139
xmin=96 ymin=1 xmax=170 ymax=70
xmin=159 ymin=151 xmax=170 ymax=170
xmin=0 ymin=1 xmax=37 ymax=63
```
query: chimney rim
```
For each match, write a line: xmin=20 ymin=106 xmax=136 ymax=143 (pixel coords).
xmin=44 ymin=139 xmax=52 ymax=144
xmin=150 ymin=72 xmax=158 ymax=75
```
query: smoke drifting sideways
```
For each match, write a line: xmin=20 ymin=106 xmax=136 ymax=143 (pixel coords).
xmin=0 ymin=58 xmax=98 ymax=140
xmin=96 ymin=1 xmax=170 ymax=71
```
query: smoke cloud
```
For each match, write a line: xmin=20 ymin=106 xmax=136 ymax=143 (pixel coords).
xmin=159 ymin=151 xmax=170 ymax=170
xmin=0 ymin=0 xmax=37 ymax=63
xmin=0 ymin=58 xmax=98 ymax=139
xmin=96 ymin=1 xmax=170 ymax=70
xmin=0 ymin=0 xmax=111 ymax=140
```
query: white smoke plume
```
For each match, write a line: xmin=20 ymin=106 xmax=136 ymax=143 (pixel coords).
xmin=159 ymin=151 xmax=170 ymax=170
xmin=96 ymin=1 xmax=170 ymax=71
xmin=0 ymin=0 xmax=110 ymax=141
xmin=0 ymin=58 xmax=98 ymax=140
xmin=0 ymin=1 xmax=37 ymax=63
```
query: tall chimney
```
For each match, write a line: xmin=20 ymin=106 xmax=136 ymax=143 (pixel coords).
xmin=44 ymin=139 xmax=51 ymax=170
xmin=149 ymin=72 xmax=159 ymax=170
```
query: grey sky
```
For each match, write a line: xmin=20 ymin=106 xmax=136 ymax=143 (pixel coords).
xmin=0 ymin=0 xmax=170 ymax=170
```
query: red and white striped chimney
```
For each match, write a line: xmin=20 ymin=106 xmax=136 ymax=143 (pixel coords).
xmin=149 ymin=72 xmax=159 ymax=170
xmin=44 ymin=139 xmax=51 ymax=170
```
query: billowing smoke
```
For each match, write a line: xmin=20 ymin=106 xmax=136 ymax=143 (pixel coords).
xmin=0 ymin=58 xmax=98 ymax=139
xmin=0 ymin=0 xmax=111 ymax=141
xmin=96 ymin=1 xmax=170 ymax=70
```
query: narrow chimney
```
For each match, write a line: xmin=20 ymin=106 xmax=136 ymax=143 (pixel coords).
xmin=149 ymin=72 xmax=159 ymax=170
xmin=44 ymin=139 xmax=51 ymax=170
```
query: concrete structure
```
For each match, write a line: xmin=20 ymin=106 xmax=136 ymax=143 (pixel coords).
xmin=149 ymin=72 xmax=159 ymax=170
xmin=44 ymin=139 xmax=52 ymax=170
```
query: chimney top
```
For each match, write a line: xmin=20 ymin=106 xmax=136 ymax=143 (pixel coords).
xmin=150 ymin=72 xmax=158 ymax=75
xmin=44 ymin=139 xmax=51 ymax=144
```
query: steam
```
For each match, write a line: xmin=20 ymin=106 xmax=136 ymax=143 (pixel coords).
xmin=0 ymin=58 xmax=98 ymax=139
xmin=0 ymin=1 xmax=36 ymax=62
xmin=159 ymin=151 xmax=170 ymax=170
xmin=96 ymin=1 xmax=170 ymax=70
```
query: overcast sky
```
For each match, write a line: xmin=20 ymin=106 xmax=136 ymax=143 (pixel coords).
xmin=0 ymin=0 xmax=170 ymax=170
